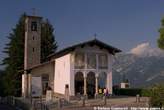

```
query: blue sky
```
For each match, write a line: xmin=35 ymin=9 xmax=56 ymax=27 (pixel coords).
xmin=0 ymin=0 xmax=164 ymax=68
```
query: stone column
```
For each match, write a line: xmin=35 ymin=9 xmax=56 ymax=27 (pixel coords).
xmin=95 ymin=73 xmax=98 ymax=98
xmin=28 ymin=74 xmax=32 ymax=98
xmin=22 ymin=72 xmax=28 ymax=98
xmin=95 ymin=77 xmax=98 ymax=94
xmin=84 ymin=76 xmax=87 ymax=96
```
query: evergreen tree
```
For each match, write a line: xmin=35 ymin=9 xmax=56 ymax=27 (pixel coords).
xmin=41 ymin=19 xmax=57 ymax=62
xmin=0 ymin=70 xmax=5 ymax=96
xmin=1 ymin=13 xmax=57 ymax=96
xmin=158 ymin=18 xmax=164 ymax=49
xmin=157 ymin=18 xmax=164 ymax=107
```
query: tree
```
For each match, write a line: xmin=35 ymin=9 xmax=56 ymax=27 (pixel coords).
xmin=142 ymin=84 xmax=164 ymax=107
xmin=157 ymin=17 xmax=164 ymax=107
xmin=41 ymin=19 xmax=57 ymax=62
xmin=0 ymin=70 xmax=5 ymax=96
xmin=158 ymin=19 xmax=164 ymax=49
xmin=1 ymin=13 xmax=57 ymax=96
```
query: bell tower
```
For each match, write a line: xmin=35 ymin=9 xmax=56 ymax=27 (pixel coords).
xmin=22 ymin=15 xmax=42 ymax=98
xmin=24 ymin=15 xmax=42 ymax=69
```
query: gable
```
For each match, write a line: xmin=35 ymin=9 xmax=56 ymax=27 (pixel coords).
xmin=74 ymin=44 xmax=109 ymax=54
xmin=48 ymin=39 xmax=121 ymax=59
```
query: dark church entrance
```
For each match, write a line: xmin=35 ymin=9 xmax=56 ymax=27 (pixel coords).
xmin=87 ymin=72 xmax=95 ymax=98
xmin=75 ymin=72 xmax=84 ymax=95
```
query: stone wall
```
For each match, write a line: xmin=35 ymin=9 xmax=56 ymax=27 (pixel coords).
xmin=30 ymin=61 xmax=55 ymax=92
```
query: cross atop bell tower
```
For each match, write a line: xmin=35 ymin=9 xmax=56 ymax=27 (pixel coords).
xmin=24 ymin=15 xmax=42 ymax=70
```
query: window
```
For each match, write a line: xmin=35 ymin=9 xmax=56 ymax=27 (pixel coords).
xmin=42 ymin=74 xmax=49 ymax=81
xmin=31 ymin=21 xmax=37 ymax=31
xmin=87 ymin=53 xmax=96 ymax=69
xmin=33 ymin=48 xmax=35 ymax=52
xmin=75 ymin=53 xmax=85 ymax=69
xmin=98 ymin=54 xmax=108 ymax=69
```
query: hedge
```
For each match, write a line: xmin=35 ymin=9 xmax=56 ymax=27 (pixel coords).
xmin=113 ymin=88 xmax=142 ymax=96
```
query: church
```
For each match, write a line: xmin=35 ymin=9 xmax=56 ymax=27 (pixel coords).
xmin=22 ymin=15 xmax=121 ymax=99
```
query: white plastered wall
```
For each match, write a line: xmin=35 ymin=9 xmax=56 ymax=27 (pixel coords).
xmin=54 ymin=54 xmax=71 ymax=95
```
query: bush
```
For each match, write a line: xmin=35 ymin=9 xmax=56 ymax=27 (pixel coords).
xmin=149 ymin=84 xmax=164 ymax=107
xmin=141 ymin=88 xmax=151 ymax=97
xmin=141 ymin=84 xmax=164 ymax=107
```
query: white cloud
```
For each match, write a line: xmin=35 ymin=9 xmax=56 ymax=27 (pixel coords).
xmin=130 ymin=42 xmax=164 ymax=57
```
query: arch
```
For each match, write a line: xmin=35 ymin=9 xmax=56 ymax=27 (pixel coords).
xmin=87 ymin=71 xmax=95 ymax=98
xmin=98 ymin=72 xmax=107 ymax=89
xmin=74 ymin=72 xmax=84 ymax=95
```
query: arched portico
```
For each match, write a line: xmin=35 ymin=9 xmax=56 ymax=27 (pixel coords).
xmin=74 ymin=72 xmax=84 ymax=95
xmin=86 ymin=72 xmax=95 ymax=98
xmin=98 ymin=72 xmax=107 ymax=89
xmin=74 ymin=70 xmax=109 ymax=98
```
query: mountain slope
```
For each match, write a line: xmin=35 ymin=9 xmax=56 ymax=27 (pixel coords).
xmin=113 ymin=43 xmax=164 ymax=87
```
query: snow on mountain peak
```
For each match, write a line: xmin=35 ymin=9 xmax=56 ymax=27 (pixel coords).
xmin=130 ymin=42 xmax=164 ymax=57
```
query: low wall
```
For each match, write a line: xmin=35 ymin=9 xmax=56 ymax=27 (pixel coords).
xmin=0 ymin=96 xmax=32 ymax=110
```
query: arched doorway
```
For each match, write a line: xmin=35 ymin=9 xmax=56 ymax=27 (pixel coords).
xmin=87 ymin=72 xmax=95 ymax=98
xmin=98 ymin=72 xmax=107 ymax=90
xmin=75 ymin=72 xmax=84 ymax=95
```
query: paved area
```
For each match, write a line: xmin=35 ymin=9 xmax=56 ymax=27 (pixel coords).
xmin=0 ymin=104 xmax=16 ymax=110
xmin=60 ymin=97 xmax=149 ymax=110
xmin=4 ymin=96 xmax=147 ymax=110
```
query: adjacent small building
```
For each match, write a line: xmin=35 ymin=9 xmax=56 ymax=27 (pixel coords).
xmin=120 ymin=82 xmax=130 ymax=89
xmin=120 ymin=79 xmax=130 ymax=89
xmin=22 ymin=15 xmax=121 ymax=99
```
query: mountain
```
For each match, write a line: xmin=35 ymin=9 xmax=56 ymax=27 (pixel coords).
xmin=113 ymin=43 xmax=164 ymax=88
